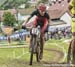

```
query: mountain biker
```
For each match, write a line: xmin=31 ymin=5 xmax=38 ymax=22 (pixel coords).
xmin=22 ymin=3 xmax=50 ymax=59
xmin=68 ymin=0 xmax=75 ymax=63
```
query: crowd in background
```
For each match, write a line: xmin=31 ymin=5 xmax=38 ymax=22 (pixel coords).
xmin=45 ymin=26 xmax=72 ymax=40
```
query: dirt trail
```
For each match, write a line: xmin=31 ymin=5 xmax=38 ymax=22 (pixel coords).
xmin=0 ymin=45 xmax=67 ymax=67
xmin=0 ymin=45 xmax=64 ymax=63
xmin=43 ymin=48 xmax=64 ymax=64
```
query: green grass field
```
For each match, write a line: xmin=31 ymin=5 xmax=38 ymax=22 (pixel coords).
xmin=0 ymin=38 xmax=69 ymax=67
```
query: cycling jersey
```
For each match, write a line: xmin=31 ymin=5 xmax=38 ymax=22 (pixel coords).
xmin=31 ymin=10 xmax=49 ymax=20
xmin=69 ymin=0 xmax=75 ymax=15
xmin=30 ymin=9 xmax=50 ymax=32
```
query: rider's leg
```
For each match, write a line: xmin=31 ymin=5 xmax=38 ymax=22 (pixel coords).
xmin=40 ymin=34 xmax=44 ymax=59
xmin=40 ymin=35 xmax=44 ymax=52
xmin=29 ymin=34 xmax=32 ymax=52
xmin=40 ymin=19 xmax=48 ymax=59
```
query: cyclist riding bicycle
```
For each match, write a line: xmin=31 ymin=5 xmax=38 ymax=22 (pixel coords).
xmin=22 ymin=3 xmax=50 ymax=58
xmin=68 ymin=0 xmax=75 ymax=63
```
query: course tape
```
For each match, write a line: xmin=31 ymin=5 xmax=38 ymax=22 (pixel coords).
xmin=0 ymin=31 xmax=30 ymax=40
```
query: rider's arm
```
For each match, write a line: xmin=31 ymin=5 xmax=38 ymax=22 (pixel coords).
xmin=46 ymin=12 xmax=50 ymax=24
xmin=42 ymin=18 xmax=48 ymax=33
xmin=25 ymin=16 xmax=32 ymax=24
xmin=22 ymin=10 xmax=37 ymax=26
xmin=22 ymin=16 xmax=32 ymax=26
xmin=22 ymin=16 xmax=32 ymax=29
xmin=33 ymin=16 xmax=38 ymax=27
xmin=42 ymin=12 xmax=50 ymax=33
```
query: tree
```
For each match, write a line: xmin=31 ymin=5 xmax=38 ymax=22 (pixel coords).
xmin=3 ymin=12 xmax=16 ymax=27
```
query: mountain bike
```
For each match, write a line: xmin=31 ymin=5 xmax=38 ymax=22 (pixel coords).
xmin=29 ymin=26 xmax=42 ymax=65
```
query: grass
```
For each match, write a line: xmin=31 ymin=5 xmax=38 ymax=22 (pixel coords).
xmin=45 ymin=39 xmax=68 ymax=52
xmin=45 ymin=38 xmax=69 ymax=62
xmin=0 ymin=40 xmax=28 ymax=46
xmin=0 ymin=38 xmax=70 ymax=67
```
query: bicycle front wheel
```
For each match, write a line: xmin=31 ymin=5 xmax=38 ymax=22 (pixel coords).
xmin=29 ymin=37 xmax=36 ymax=65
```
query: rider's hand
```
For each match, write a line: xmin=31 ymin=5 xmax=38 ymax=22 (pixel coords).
xmin=22 ymin=26 xmax=27 ymax=29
